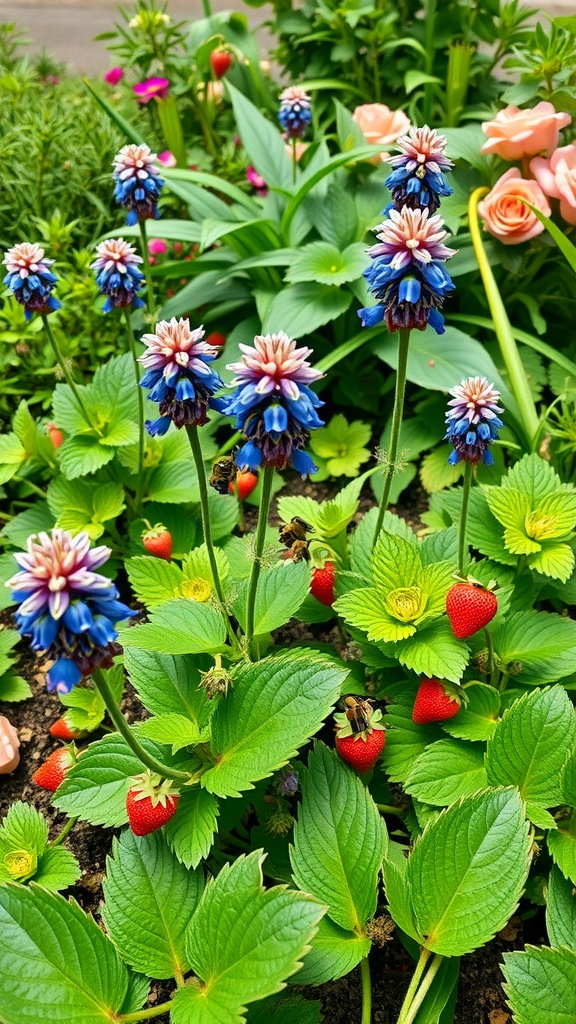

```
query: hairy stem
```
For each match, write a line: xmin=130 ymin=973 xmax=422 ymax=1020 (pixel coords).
xmin=245 ymin=465 xmax=274 ymax=659
xmin=372 ymin=328 xmax=410 ymax=548
xmin=360 ymin=955 xmax=372 ymax=1024
xmin=458 ymin=460 xmax=473 ymax=575
xmin=124 ymin=310 xmax=145 ymax=509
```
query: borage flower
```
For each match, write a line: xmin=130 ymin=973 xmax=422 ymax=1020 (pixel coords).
xmin=90 ymin=238 xmax=145 ymax=312
xmin=139 ymin=317 xmax=225 ymax=436
xmin=2 ymin=242 xmax=61 ymax=321
xmin=133 ymin=77 xmax=170 ymax=104
xmin=278 ymin=86 xmax=312 ymax=140
xmin=358 ymin=206 xmax=457 ymax=335
xmin=112 ymin=143 xmax=164 ymax=226
xmin=7 ymin=530 xmax=134 ymax=694
xmin=223 ymin=331 xmax=324 ymax=475
xmin=444 ymin=377 xmax=504 ymax=467
xmin=386 ymin=126 xmax=453 ymax=213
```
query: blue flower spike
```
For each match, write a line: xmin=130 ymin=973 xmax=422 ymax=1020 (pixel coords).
xmin=112 ymin=143 xmax=164 ymax=226
xmin=90 ymin=238 xmax=145 ymax=312
xmin=444 ymin=377 xmax=504 ymax=467
xmin=278 ymin=86 xmax=312 ymax=140
xmin=2 ymin=242 xmax=61 ymax=321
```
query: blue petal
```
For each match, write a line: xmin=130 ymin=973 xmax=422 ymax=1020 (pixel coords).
xmin=263 ymin=404 xmax=288 ymax=433
xmin=46 ymin=658 xmax=82 ymax=694
xmin=398 ymin=276 xmax=421 ymax=303
xmin=291 ymin=448 xmax=318 ymax=475
xmin=427 ymin=308 xmax=445 ymax=335
xmin=235 ymin=441 xmax=262 ymax=471
xmin=145 ymin=416 xmax=172 ymax=436
xmin=357 ymin=305 xmax=384 ymax=328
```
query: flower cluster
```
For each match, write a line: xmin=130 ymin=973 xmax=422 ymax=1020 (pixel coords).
xmin=112 ymin=144 xmax=164 ymax=226
xmin=139 ymin=317 xmax=225 ymax=435
xmin=2 ymin=243 xmax=61 ymax=320
xmin=278 ymin=86 xmax=312 ymax=140
xmin=90 ymin=238 xmax=145 ymax=312
xmin=358 ymin=207 xmax=456 ymax=335
xmin=7 ymin=530 xmax=133 ymax=694
xmin=223 ymin=331 xmax=324 ymax=474
xmin=385 ymin=126 xmax=453 ymax=213
xmin=444 ymin=377 xmax=504 ymax=466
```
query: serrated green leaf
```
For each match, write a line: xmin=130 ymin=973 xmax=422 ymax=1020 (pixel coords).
xmin=202 ymin=652 xmax=347 ymax=798
xmin=548 ymin=822 xmax=576 ymax=885
xmin=0 ymin=502 xmax=55 ymax=549
xmin=382 ymin=700 xmax=444 ymax=785
xmin=126 ymin=556 xmax=185 ymax=608
xmin=291 ymin=743 xmax=387 ymax=933
xmin=118 ymin=599 xmax=226 ymax=655
xmin=102 ymin=831 xmax=203 ymax=979
xmin=58 ymin=436 xmax=116 ymax=479
xmin=34 ymin=847 xmax=81 ymax=892
xmin=100 ymin=420 xmax=139 ymax=447
xmin=295 ymin=915 xmax=371 ymax=986
xmin=502 ymin=945 xmax=576 ymax=1024
xmin=53 ymin=733 xmax=143 ymax=827
xmin=547 ymin=865 xmax=576 ymax=951
xmin=52 ymin=382 xmax=94 ymax=435
xmin=232 ymin=561 xmax=310 ymax=635
xmin=0 ymin=884 xmax=129 ymax=1023
xmin=492 ymin=610 xmax=576 ymax=683
xmin=405 ymin=739 xmax=487 ymax=807
xmin=13 ymin=401 xmax=37 ymax=451
xmin=409 ymin=788 xmax=531 ymax=956
xmin=349 ymin=508 xmax=415 ymax=579
xmin=0 ymin=802 xmax=48 ymax=862
xmin=486 ymin=687 xmax=576 ymax=808
xmin=123 ymin=649 xmax=212 ymax=725
xmin=47 ymin=478 xmax=125 ymax=540
xmin=246 ymin=993 xmax=322 ymax=1024
xmin=163 ymin=787 xmax=220 ymax=869
xmin=0 ymin=674 xmax=32 ymax=701
xmin=442 ymin=683 xmax=500 ymax=742
xmin=385 ymin=621 xmax=469 ymax=684
xmin=285 ymin=241 xmax=367 ymax=286
xmin=92 ymin=352 xmax=140 ymax=426
xmin=530 ymin=542 xmax=575 ymax=583
xmin=383 ymin=855 xmax=420 ymax=941
xmin=183 ymin=543 xmax=229 ymax=586
xmin=137 ymin=714 xmax=203 ymax=753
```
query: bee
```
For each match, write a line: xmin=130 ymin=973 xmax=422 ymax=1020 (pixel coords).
xmin=279 ymin=516 xmax=315 ymax=547
xmin=341 ymin=695 xmax=374 ymax=734
xmin=209 ymin=450 xmax=239 ymax=494
xmin=290 ymin=539 xmax=311 ymax=563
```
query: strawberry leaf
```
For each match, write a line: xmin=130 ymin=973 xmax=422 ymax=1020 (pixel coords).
xmin=118 ymin=599 xmax=227 ymax=655
xmin=502 ymin=946 xmax=576 ymax=1024
xmin=123 ymin=649 xmax=213 ymax=725
xmin=294 ymin=916 xmax=371 ymax=986
xmin=442 ymin=682 xmax=500 ymax=742
xmin=405 ymin=739 xmax=487 ymax=807
xmin=491 ymin=610 xmax=576 ymax=683
xmin=163 ymin=788 xmax=220 ymax=869
xmin=546 ymin=866 xmax=576 ymax=951
xmin=231 ymin=560 xmax=310 ymax=635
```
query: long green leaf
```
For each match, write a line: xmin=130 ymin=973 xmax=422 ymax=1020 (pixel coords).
xmin=450 ymin=313 xmax=576 ymax=379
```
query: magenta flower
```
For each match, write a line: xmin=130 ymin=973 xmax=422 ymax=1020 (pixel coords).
xmin=158 ymin=150 xmax=177 ymax=168
xmin=246 ymin=166 xmax=268 ymax=196
xmin=148 ymin=238 xmax=167 ymax=255
xmin=133 ymin=77 xmax=170 ymax=104
xmin=104 ymin=67 xmax=124 ymax=86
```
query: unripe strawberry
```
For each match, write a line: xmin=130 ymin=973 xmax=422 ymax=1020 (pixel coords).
xmin=229 ymin=471 xmax=258 ymax=500
xmin=412 ymin=678 xmax=462 ymax=724
xmin=446 ymin=583 xmax=497 ymax=639
xmin=142 ymin=523 xmax=172 ymax=561
xmin=126 ymin=771 xmax=180 ymax=836
xmin=49 ymin=718 xmax=86 ymax=741
xmin=310 ymin=562 xmax=335 ymax=606
xmin=32 ymin=746 xmax=76 ymax=791
xmin=210 ymin=50 xmax=232 ymax=79
xmin=46 ymin=422 xmax=64 ymax=448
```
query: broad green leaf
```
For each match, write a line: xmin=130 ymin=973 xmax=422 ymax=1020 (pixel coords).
xmin=183 ymin=543 xmax=229 ymax=587
xmin=383 ymin=857 xmax=420 ymax=942
xmin=408 ymin=788 xmax=531 ymax=955
xmin=492 ymin=610 xmax=576 ymax=683
xmin=0 ymin=884 xmax=129 ymax=1023
xmin=123 ymin=649 xmax=212 ymax=725
xmin=33 ymin=847 xmax=81 ymax=892
xmin=163 ymin=788 xmax=220 ymax=869
xmin=262 ymin=282 xmax=353 ymax=338
xmin=376 ymin=325 xmax=510 ymax=397
xmin=52 ymin=381 xmax=93 ymax=435
xmin=383 ymin=699 xmax=444 ymax=784
xmin=295 ymin=916 xmax=371 ymax=986
xmin=0 ymin=803 xmax=48 ymax=883
xmin=405 ymin=739 xmax=487 ymax=807
xmin=232 ymin=560 xmax=310 ymax=635
xmin=0 ymin=674 xmax=32 ymax=701
xmin=58 ymin=436 xmax=116 ymax=479
xmin=102 ymin=831 xmax=203 ymax=979
xmin=171 ymin=851 xmax=324 ymax=1024
xmin=246 ymin=993 xmax=322 ymax=1024
xmin=383 ymin=621 xmax=469 ymax=684
xmin=548 ymin=820 xmax=576 ymax=885
xmin=0 ymin=502 xmax=54 ymax=549
xmin=118 ymin=599 xmax=226 ymax=655
xmin=0 ymin=432 xmax=27 ymax=483
xmin=47 ymin=478 xmax=125 ymax=540
xmin=291 ymin=743 xmax=387 ymax=933
xmin=285 ymin=241 xmax=367 ymax=286
xmin=53 ymin=733 xmax=143 ymax=827
xmin=502 ymin=945 xmax=576 ymax=1024
xmin=137 ymin=713 xmax=204 ymax=752
xmin=547 ymin=865 xmax=576 ymax=952
xmin=202 ymin=652 xmax=347 ymax=798
xmin=441 ymin=683 xmax=500 ymax=742
xmin=92 ymin=352 xmax=140 ymax=426
xmin=486 ymin=687 xmax=576 ymax=807
xmin=226 ymin=82 xmax=293 ymax=190
xmin=126 ymin=556 xmax=186 ymax=608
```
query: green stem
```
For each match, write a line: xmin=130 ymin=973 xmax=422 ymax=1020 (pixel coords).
xmin=42 ymin=315 xmax=92 ymax=427
xmin=14 ymin=479 xmax=47 ymax=499
xmin=185 ymin=425 xmax=239 ymax=652
xmin=48 ymin=816 xmax=78 ymax=848
xmin=458 ymin=461 xmax=473 ymax=575
xmin=118 ymin=1001 xmax=174 ymax=1023
xmin=372 ymin=328 xmax=410 ymax=548
xmin=124 ymin=310 xmax=145 ymax=509
xmin=468 ymin=188 xmax=539 ymax=447
xmin=245 ymin=465 xmax=274 ymax=659
xmin=423 ymin=0 xmax=437 ymax=124
xmin=376 ymin=803 xmax=405 ymax=819
xmin=138 ymin=221 xmax=155 ymax=317
xmin=91 ymin=668 xmax=190 ymax=782
xmin=484 ymin=627 xmax=495 ymax=676
xmin=292 ymin=137 xmax=297 ymax=186
xmin=498 ymin=671 xmax=510 ymax=693
xmin=201 ymin=0 xmax=212 ymax=16
xmin=400 ymin=954 xmax=443 ymax=1024
xmin=360 ymin=955 xmax=372 ymax=1024
xmin=396 ymin=947 xmax=432 ymax=1024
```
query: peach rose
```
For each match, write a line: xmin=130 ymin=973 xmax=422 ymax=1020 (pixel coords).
xmin=0 ymin=716 xmax=20 ymax=774
xmin=531 ymin=143 xmax=576 ymax=226
xmin=285 ymin=141 xmax=308 ymax=163
xmin=478 ymin=169 xmax=551 ymax=245
xmin=352 ymin=103 xmax=411 ymax=162
xmin=481 ymin=102 xmax=571 ymax=162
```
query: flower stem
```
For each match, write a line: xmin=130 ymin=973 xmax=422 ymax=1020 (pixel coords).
xmin=201 ymin=0 xmax=212 ymax=17
xmin=245 ymin=465 xmax=274 ymax=659
xmin=458 ymin=460 xmax=473 ymax=575
xmin=42 ymin=315 xmax=92 ymax=427
xmin=138 ymin=221 xmax=155 ymax=318
xmin=360 ymin=956 xmax=372 ymax=1024
xmin=292 ymin=137 xmax=298 ymax=186
xmin=124 ymin=310 xmax=145 ymax=509
xmin=468 ymin=188 xmax=539 ymax=448
xmin=185 ymin=425 xmax=239 ymax=653
xmin=376 ymin=803 xmax=405 ymax=819
xmin=48 ymin=816 xmax=78 ymax=848
xmin=372 ymin=327 xmax=410 ymax=548
xmin=91 ymin=667 xmax=190 ymax=782
xmin=118 ymin=1001 xmax=174 ymax=1023
xmin=484 ymin=627 xmax=495 ymax=676
xmin=399 ymin=954 xmax=443 ymax=1024
xmin=396 ymin=947 xmax=431 ymax=1024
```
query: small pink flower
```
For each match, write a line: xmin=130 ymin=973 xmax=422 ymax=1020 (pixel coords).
xmin=531 ymin=143 xmax=576 ymax=226
xmin=104 ymin=67 xmax=124 ymax=86
xmin=158 ymin=150 xmax=177 ymax=168
xmin=148 ymin=238 xmax=168 ymax=255
xmin=0 ymin=717 xmax=20 ymax=775
xmin=133 ymin=77 xmax=170 ymax=104
xmin=481 ymin=103 xmax=571 ymax=162
xmin=246 ymin=166 xmax=268 ymax=196
xmin=478 ymin=169 xmax=551 ymax=245
xmin=353 ymin=103 xmax=411 ymax=163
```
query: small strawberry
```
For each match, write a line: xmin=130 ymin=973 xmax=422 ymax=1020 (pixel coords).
xmin=334 ymin=698 xmax=386 ymax=773
xmin=310 ymin=562 xmax=335 ymax=606
xmin=46 ymin=422 xmax=64 ymax=448
xmin=229 ymin=471 xmax=258 ymax=500
xmin=126 ymin=771 xmax=180 ymax=836
xmin=210 ymin=50 xmax=232 ymax=79
xmin=32 ymin=746 xmax=76 ymax=791
xmin=49 ymin=718 xmax=86 ymax=741
xmin=142 ymin=523 xmax=173 ymax=561
xmin=446 ymin=582 xmax=497 ymax=639
xmin=412 ymin=678 xmax=462 ymax=724
xmin=206 ymin=331 xmax=226 ymax=348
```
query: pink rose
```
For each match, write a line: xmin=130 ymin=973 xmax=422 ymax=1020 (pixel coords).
xmin=481 ymin=102 xmax=571 ymax=162
xmin=531 ymin=143 xmax=576 ymax=226
xmin=133 ymin=77 xmax=169 ymax=104
xmin=478 ymin=168 xmax=551 ymax=245
xmin=158 ymin=150 xmax=177 ymax=168
xmin=0 ymin=716 xmax=20 ymax=775
xmin=148 ymin=238 xmax=167 ymax=255
xmin=352 ymin=103 xmax=411 ymax=162
xmin=104 ymin=67 xmax=124 ymax=86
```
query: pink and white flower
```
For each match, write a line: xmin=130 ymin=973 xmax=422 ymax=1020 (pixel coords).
xmin=226 ymin=331 xmax=324 ymax=402
xmin=8 ymin=530 xmax=112 ymax=621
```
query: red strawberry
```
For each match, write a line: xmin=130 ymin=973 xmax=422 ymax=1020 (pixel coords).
xmin=49 ymin=718 xmax=86 ymax=741
xmin=46 ymin=422 xmax=64 ymax=448
xmin=311 ymin=562 xmax=335 ymax=606
xmin=32 ymin=746 xmax=76 ymax=791
xmin=206 ymin=331 xmax=226 ymax=348
xmin=142 ymin=523 xmax=172 ymax=561
xmin=210 ymin=50 xmax=232 ymax=79
xmin=229 ymin=471 xmax=258 ymax=500
xmin=126 ymin=771 xmax=180 ymax=836
xmin=446 ymin=583 xmax=497 ymax=639
xmin=412 ymin=678 xmax=462 ymax=724
xmin=336 ymin=730 xmax=385 ymax=773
